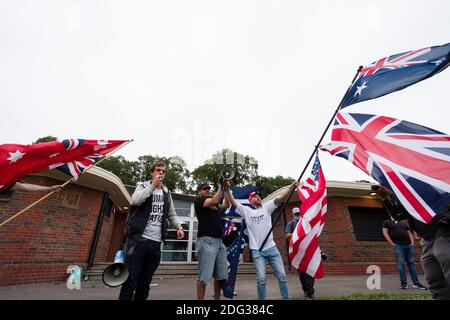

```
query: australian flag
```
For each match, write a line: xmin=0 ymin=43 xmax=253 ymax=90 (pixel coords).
xmin=220 ymin=186 xmax=256 ymax=299
xmin=321 ymin=112 xmax=450 ymax=223
xmin=341 ymin=43 xmax=450 ymax=108
xmin=0 ymin=139 xmax=129 ymax=192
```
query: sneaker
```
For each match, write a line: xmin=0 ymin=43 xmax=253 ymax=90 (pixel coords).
xmin=412 ymin=283 xmax=428 ymax=290
xmin=400 ymin=285 xmax=408 ymax=290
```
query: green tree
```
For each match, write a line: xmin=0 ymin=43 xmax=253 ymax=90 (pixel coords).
xmin=254 ymin=175 xmax=295 ymax=198
xmin=33 ymin=136 xmax=57 ymax=144
xmin=191 ymin=149 xmax=258 ymax=191
xmin=138 ymin=155 xmax=190 ymax=193
xmin=97 ymin=156 xmax=141 ymax=185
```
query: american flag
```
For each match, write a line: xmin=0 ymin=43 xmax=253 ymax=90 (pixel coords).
xmin=321 ymin=112 xmax=450 ymax=223
xmin=289 ymin=153 xmax=327 ymax=279
xmin=0 ymin=139 xmax=130 ymax=192
xmin=341 ymin=43 xmax=450 ymax=108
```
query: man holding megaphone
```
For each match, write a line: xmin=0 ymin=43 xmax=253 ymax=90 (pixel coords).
xmin=118 ymin=161 xmax=185 ymax=300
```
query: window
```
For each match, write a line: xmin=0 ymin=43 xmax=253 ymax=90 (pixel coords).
xmin=173 ymin=200 xmax=192 ymax=217
xmin=62 ymin=192 xmax=81 ymax=209
xmin=103 ymin=198 xmax=113 ymax=219
xmin=0 ymin=190 xmax=12 ymax=202
xmin=348 ymin=206 xmax=390 ymax=241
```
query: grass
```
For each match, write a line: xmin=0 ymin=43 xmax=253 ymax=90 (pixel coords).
xmin=314 ymin=293 xmax=432 ymax=300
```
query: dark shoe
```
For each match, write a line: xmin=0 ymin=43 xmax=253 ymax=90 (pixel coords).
xmin=412 ymin=283 xmax=428 ymax=290
xmin=400 ymin=285 xmax=408 ymax=290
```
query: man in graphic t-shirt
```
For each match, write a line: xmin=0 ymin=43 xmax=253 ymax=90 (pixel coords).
xmin=119 ymin=161 xmax=185 ymax=300
xmin=224 ymin=180 xmax=299 ymax=300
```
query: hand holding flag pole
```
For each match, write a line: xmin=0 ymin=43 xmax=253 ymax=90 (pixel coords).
xmin=0 ymin=139 xmax=133 ymax=228
xmin=258 ymin=66 xmax=363 ymax=251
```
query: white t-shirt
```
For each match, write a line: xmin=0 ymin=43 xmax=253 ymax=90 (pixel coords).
xmin=142 ymin=188 xmax=164 ymax=242
xmin=235 ymin=200 xmax=277 ymax=251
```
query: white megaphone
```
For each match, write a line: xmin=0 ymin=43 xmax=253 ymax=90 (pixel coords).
xmin=220 ymin=166 xmax=235 ymax=181
xmin=102 ymin=250 xmax=129 ymax=287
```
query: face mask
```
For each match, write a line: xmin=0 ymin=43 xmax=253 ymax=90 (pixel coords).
xmin=294 ymin=215 xmax=300 ymax=222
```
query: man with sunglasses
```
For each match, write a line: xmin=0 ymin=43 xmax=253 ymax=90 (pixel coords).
xmin=195 ymin=182 xmax=229 ymax=300
xmin=119 ymin=161 xmax=185 ymax=300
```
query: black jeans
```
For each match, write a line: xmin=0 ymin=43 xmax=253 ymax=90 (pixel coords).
xmin=298 ymin=271 xmax=315 ymax=298
xmin=119 ymin=239 xmax=161 ymax=301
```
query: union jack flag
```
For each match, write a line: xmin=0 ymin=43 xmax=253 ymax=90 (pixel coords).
xmin=321 ymin=112 xmax=450 ymax=223
xmin=289 ymin=153 xmax=327 ymax=279
xmin=0 ymin=139 xmax=130 ymax=192
xmin=341 ymin=43 xmax=450 ymax=108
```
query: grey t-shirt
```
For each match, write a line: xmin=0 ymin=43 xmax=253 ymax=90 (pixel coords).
xmin=142 ymin=188 xmax=164 ymax=242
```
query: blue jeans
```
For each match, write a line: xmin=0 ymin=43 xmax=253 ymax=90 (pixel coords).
xmin=393 ymin=244 xmax=420 ymax=287
xmin=251 ymin=246 xmax=290 ymax=300
xmin=119 ymin=239 xmax=161 ymax=300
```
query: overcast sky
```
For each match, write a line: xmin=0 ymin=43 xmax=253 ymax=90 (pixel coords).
xmin=1 ymin=0 xmax=449 ymax=183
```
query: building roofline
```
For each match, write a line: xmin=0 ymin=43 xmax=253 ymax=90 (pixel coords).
xmin=263 ymin=180 xmax=376 ymax=204
xmin=33 ymin=167 xmax=132 ymax=210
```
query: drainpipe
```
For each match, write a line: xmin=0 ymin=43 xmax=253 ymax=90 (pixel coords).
xmin=86 ymin=193 xmax=109 ymax=272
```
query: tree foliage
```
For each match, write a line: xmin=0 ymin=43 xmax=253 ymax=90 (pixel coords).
xmin=255 ymin=175 xmax=295 ymax=198
xmin=35 ymin=136 xmax=295 ymax=195
xmin=33 ymin=136 xmax=57 ymax=144
xmin=191 ymin=149 xmax=258 ymax=191
xmin=97 ymin=156 xmax=141 ymax=186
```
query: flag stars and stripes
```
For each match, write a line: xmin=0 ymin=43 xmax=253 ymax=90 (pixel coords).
xmin=354 ymin=81 xmax=368 ymax=97
xmin=7 ymin=150 xmax=25 ymax=164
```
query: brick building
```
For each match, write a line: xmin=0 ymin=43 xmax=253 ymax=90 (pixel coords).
xmin=266 ymin=181 xmax=423 ymax=276
xmin=0 ymin=167 xmax=131 ymax=286
xmin=0 ymin=177 xmax=422 ymax=286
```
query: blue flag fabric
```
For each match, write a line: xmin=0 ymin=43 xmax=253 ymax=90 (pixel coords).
xmin=222 ymin=220 xmax=247 ymax=299
xmin=341 ymin=43 xmax=450 ymax=108
xmin=219 ymin=186 xmax=255 ymax=298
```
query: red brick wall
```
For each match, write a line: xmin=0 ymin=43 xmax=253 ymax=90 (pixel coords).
xmin=0 ymin=176 xmax=106 ymax=286
xmin=93 ymin=205 xmax=114 ymax=263
xmin=274 ymin=196 xmax=424 ymax=275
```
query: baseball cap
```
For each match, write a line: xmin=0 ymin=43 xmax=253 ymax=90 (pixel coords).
xmin=292 ymin=207 xmax=300 ymax=215
xmin=248 ymin=191 xmax=262 ymax=202
xmin=197 ymin=183 xmax=211 ymax=191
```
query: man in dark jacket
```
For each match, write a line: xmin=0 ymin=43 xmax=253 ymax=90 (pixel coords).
xmin=119 ymin=161 xmax=185 ymax=300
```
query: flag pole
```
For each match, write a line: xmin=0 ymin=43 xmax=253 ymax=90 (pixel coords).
xmin=258 ymin=66 xmax=363 ymax=251
xmin=0 ymin=140 xmax=133 ymax=228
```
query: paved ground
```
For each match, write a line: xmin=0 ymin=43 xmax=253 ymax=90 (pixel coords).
xmin=0 ymin=273 xmax=431 ymax=300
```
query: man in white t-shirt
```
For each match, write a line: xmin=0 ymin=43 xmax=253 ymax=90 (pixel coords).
xmin=223 ymin=180 xmax=299 ymax=300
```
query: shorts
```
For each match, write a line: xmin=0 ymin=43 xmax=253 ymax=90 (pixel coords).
xmin=196 ymin=236 xmax=228 ymax=284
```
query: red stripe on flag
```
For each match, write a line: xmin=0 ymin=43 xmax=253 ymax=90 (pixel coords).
xmin=381 ymin=163 xmax=434 ymax=223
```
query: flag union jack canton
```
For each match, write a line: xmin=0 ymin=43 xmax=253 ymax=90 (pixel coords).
xmin=289 ymin=153 xmax=327 ymax=279
xmin=321 ymin=112 xmax=450 ymax=223
xmin=0 ymin=139 xmax=129 ymax=193
xmin=341 ymin=43 xmax=450 ymax=108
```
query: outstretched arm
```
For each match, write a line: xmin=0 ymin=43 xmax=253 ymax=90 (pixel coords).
xmin=203 ymin=185 xmax=223 ymax=208
xmin=218 ymin=194 xmax=230 ymax=209
xmin=12 ymin=182 xmax=62 ymax=193
xmin=274 ymin=181 xmax=300 ymax=207
xmin=223 ymin=182 xmax=239 ymax=209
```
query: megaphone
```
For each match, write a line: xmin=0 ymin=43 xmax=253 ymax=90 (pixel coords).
xmin=102 ymin=250 xmax=129 ymax=287
xmin=220 ymin=166 xmax=235 ymax=181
